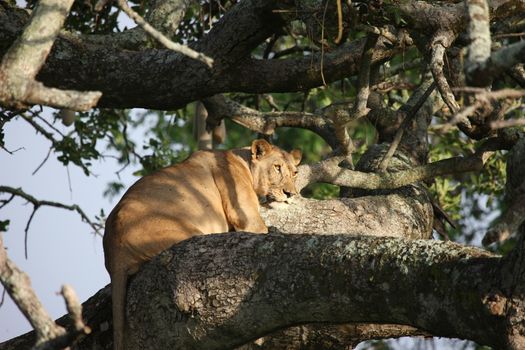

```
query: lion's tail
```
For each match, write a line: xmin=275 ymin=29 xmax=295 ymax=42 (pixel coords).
xmin=111 ymin=268 xmax=128 ymax=350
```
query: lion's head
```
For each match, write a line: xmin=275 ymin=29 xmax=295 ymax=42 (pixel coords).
xmin=249 ymin=139 xmax=302 ymax=203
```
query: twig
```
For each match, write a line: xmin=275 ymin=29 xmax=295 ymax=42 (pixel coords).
xmin=116 ymin=0 xmax=213 ymax=68
xmin=24 ymin=206 xmax=39 ymax=259
xmin=35 ymin=114 xmax=65 ymax=138
xmin=32 ymin=148 xmax=52 ymax=175
xmin=0 ymin=0 xmax=101 ymax=111
xmin=319 ymin=0 xmax=330 ymax=86
xmin=0 ymin=145 xmax=24 ymax=155
xmin=378 ymin=80 xmax=436 ymax=172
xmin=324 ymin=33 xmax=378 ymax=157
xmin=22 ymin=114 xmax=59 ymax=147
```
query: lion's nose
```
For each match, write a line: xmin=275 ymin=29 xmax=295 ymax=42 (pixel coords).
xmin=284 ymin=189 xmax=294 ymax=198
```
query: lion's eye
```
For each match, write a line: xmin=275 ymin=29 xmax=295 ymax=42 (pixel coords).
xmin=293 ymin=170 xmax=298 ymax=177
xmin=274 ymin=164 xmax=281 ymax=173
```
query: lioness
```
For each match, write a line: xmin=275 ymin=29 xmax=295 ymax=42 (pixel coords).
xmin=103 ymin=139 xmax=301 ymax=350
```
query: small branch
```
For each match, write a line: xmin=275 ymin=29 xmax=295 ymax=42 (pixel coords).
xmin=378 ymin=80 xmax=436 ymax=172
xmin=23 ymin=206 xmax=38 ymax=259
xmin=32 ymin=148 xmax=52 ymax=175
xmin=430 ymin=31 xmax=460 ymax=115
xmin=0 ymin=0 xmax=101 ymax=111
xmin=0 ymin=186 xmax=103 ymax=237
xmin=116 ymin=0 xmax=213 ymax=68
xmin=0 ymin=194 xmax=15 ymax=210
xmin=21 ymin=113 xmax=59 ymax=146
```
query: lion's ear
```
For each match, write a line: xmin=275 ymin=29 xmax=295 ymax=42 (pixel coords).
xmin=251 ymin=139 xmax=272 ymax=160
xmin=290 ymin=149 xmax=302 ymax=166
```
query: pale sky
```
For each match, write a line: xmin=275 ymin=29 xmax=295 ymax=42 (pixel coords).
xmin=0 ymin=112 xmax=135 ymax=341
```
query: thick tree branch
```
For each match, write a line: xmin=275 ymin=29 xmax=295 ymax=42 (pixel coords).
xmin=43 ymin=230 xmax=523 ymax=350
xmin=0 ymin=0 xmax=101 ymax=111
xmin=295 ymin=150 xmax=492 ymax=192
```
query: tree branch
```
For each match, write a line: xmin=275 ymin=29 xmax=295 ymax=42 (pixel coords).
xmin=0 ymin=186 xmax=103 ymax=242
xmin=0 ymin=0 xmax=101 ymax=111
xmin=296 ymin=149 xmax=492 ymax=192
xmin=202 ymin=95 xmax=338 ymax=149
xmin=116 ymin=0 xmax=213 ymax=67
xmin=429 ymin=31 xmax=460 ymax=115
xmin=465 ymin=0 xmax=492 ymax=86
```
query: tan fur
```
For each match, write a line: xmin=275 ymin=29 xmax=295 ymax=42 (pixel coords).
xmin=103 ymin=139 xmax=301 ymax=350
